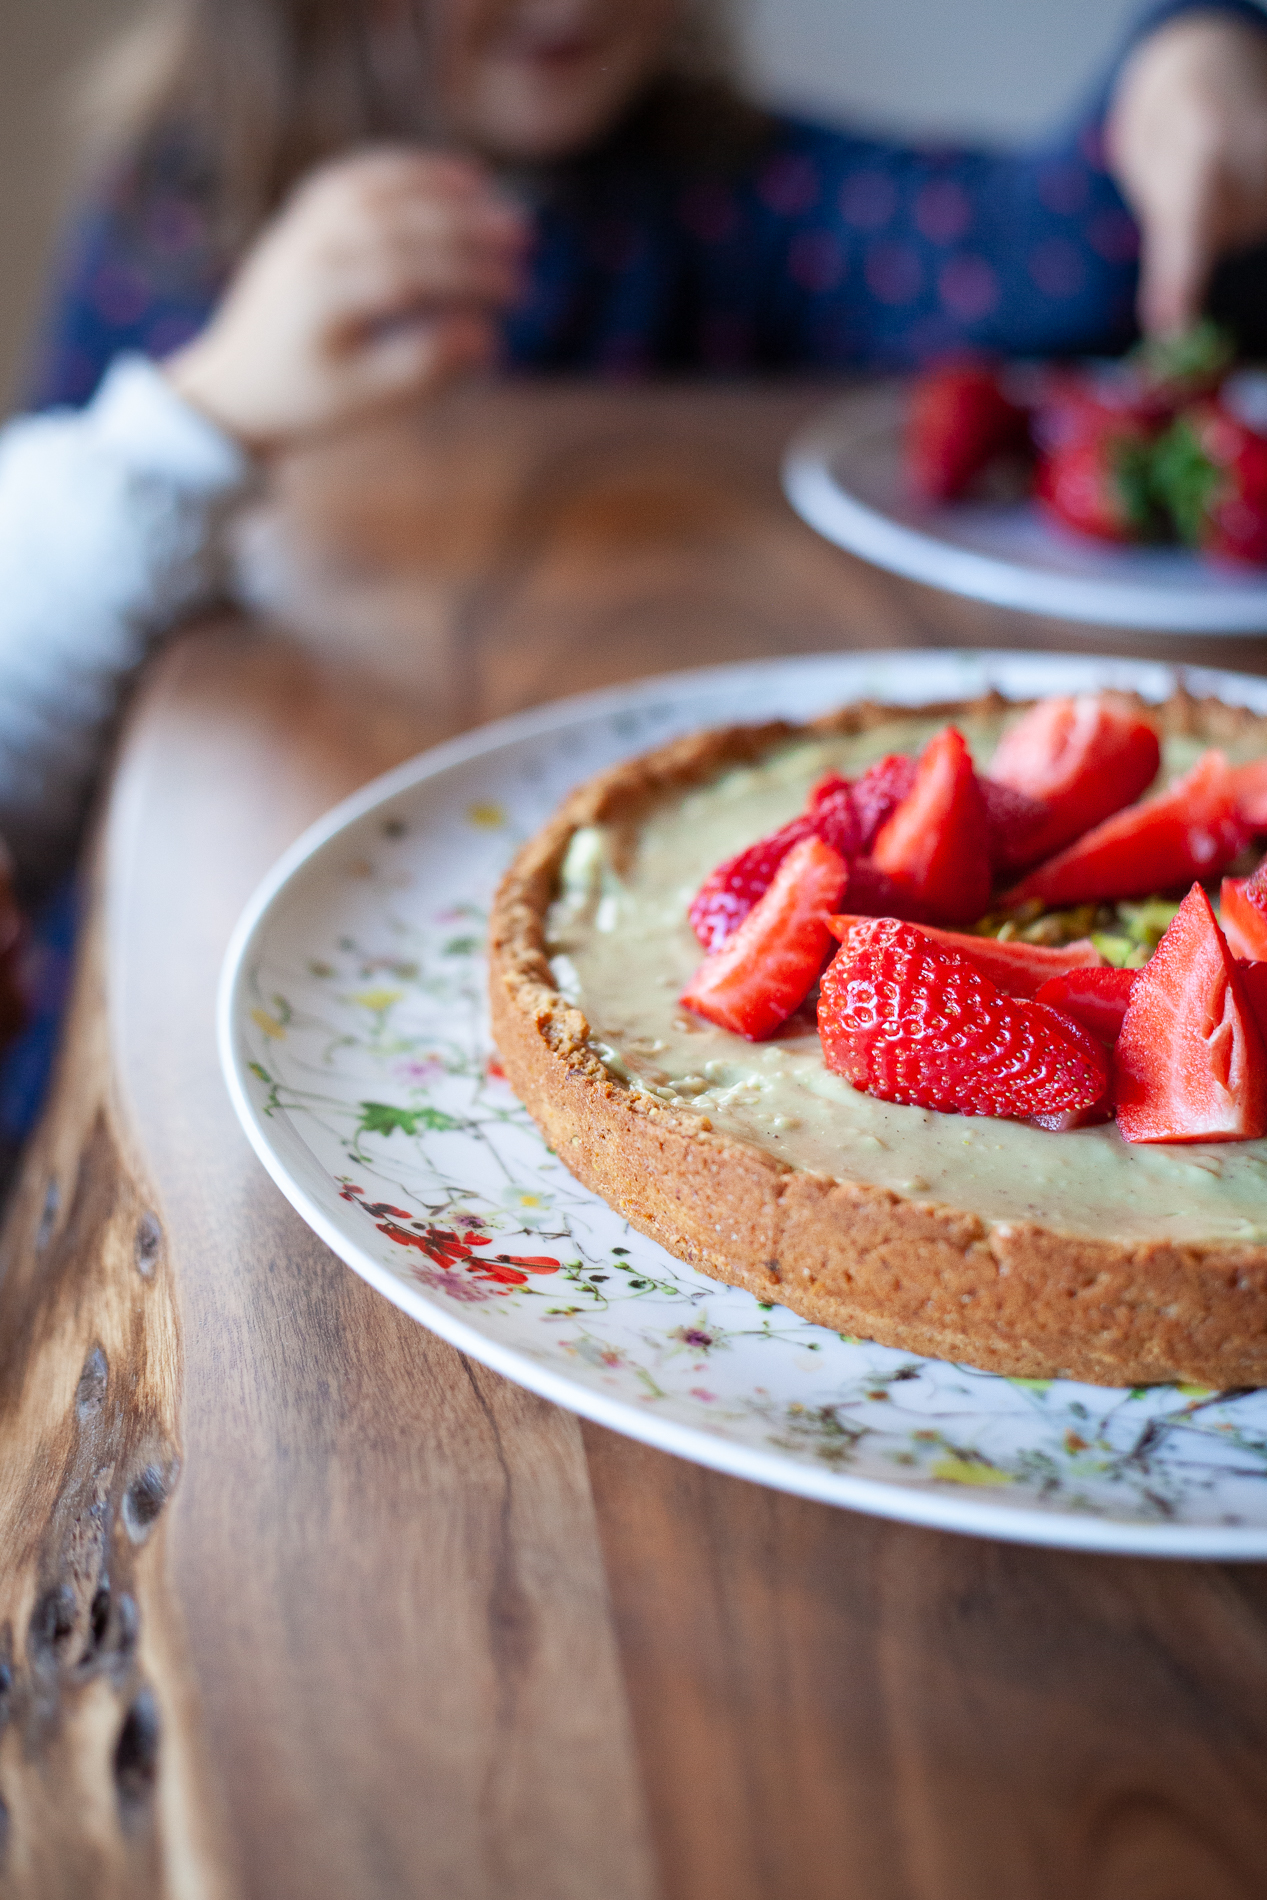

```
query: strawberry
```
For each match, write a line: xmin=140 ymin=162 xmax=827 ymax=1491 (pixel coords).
xmin=987 ymin=694 xmax=1161 ymax=866
xmin=871 ymin=726 xmax=992 ymax=925
xmin=907 ymin=363 xmax=1029 ymax=503
xmin=1220 ymin=856 xmax=1267 ymax=960
xmin=1237 ymin=958 xmax=1267 ymax=1044
xmin=1112 ymin=884 xmax=1267 ymax=1142
xmin=1232 ymin=756 xmax=1267 ymax=831
xmin=1003 ymin=750 xmax=1246 ymax=910
xmin=818 ymin=917 xmax=1108 ymax=1120
xmin=848 ymin=754 xmax=916 ymax=851
xmin=827 ymin=914 xmax=1104 ymax=998
xmin=1035 ymin=415 xmax=1163 ymax=544
xmin=689 ymin=775 xmax=860 ymax=952
xmin=681 ymin=835 xmax=849 ymax=1040
xmin=1153 ymin=399 xmax=1267 ymax=564
xmin=1032 ymin=967 xmax=1138 ymax=1044
xmin=977 ymin=776 xmax=1049 ymax=874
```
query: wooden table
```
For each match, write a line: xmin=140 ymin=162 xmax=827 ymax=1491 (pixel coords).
xmin=4 ymin=382 xmax=1267 ymax=1900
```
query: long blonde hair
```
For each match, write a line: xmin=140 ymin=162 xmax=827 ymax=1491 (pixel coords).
xmin=90 ymin=0 xmax=749 ymax=256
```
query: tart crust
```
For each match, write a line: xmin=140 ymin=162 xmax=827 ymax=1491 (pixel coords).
xmin=488 ymin=690 xmax=1267 ymax=1387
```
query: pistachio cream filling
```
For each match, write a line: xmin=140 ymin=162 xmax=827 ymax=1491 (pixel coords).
xmin=545 ymin=714 xmax=1267 ymax=1247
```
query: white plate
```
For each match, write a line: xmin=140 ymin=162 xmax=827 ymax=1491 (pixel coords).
xmin=220 ymin=649 xmax=1267 ymax=1558
xmin=784 ymin=384 xmax=1267 ymax=634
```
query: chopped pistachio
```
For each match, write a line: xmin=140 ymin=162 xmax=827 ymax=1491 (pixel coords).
xmin=1092 ymin=933 xmax=1135 ymax=968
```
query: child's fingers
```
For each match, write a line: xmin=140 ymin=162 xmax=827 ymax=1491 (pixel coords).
xmin=345 ymin=312 xmax=498 ymax=403
xmin=1136 ymin=169 xmax=1219 ymax=335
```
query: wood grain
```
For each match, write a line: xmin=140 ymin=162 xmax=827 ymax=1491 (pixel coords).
xmin=1 ymin=379 xmax=1267 ymax=1897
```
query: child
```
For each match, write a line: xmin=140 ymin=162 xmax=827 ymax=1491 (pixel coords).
xmin=0 ymin=0 xmax=1266 ymax=1144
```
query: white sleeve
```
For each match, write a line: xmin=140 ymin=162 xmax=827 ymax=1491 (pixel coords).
xmin=0 ymin=355 xmax=253 ymax=885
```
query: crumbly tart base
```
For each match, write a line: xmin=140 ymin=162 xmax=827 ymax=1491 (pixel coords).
xmin=488 ymin=690 xmax=1267 ymax=1388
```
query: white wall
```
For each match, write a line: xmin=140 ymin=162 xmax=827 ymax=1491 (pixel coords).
xmin=738 ymin=0 xmax=1146 ymax=141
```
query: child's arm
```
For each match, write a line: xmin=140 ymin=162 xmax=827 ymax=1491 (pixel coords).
xmin=0 ymin=356 xmax=251 ymax=886
xmin=1108 ymin=9 xmax=1267 ymax=334
xmin=0 ymin=149 xmax=528 ymax=887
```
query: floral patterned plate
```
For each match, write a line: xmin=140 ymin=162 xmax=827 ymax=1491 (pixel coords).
xmin=219 ymin=649 xmax=1267 ymax=1558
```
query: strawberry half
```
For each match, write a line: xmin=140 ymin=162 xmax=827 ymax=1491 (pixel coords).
xmin=1238 ymin=959 xmax=1267 ymax=1045
xmin=819 ymin=918 xmax=1108 ymax=1120
xmin=689 ymin=775 xmax=860 ymax=952
xmin=849 ymin=754 xmax=917 ymax=851
xmin=907 ymin=363 xmax=1029 ymax=503
xmin=1232 ymin=756 xmax=1267 ymax=831
xmin=681 ymin=835 xmax=849 ymax=1040
xmin=1003 ymin=750 xmax=1246 ymax=910
xmin=1220 ymin=857 xmax=1267 ymax=960
xmin=1112 ymin=884 xmax=1267 ymax=1142
xmin=987 ymin=694 xmax=1161 ymax=866
xmin=827 ymin=914 xmax=1104 ymax=999
xmin=871 ymin=726 xmax=992 ymax=926
xmin=1033 ymin=967 xmax=1138 ymax=1044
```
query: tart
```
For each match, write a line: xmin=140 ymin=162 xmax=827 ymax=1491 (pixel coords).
xmin=488 ymin=690 xmax=1267 ymax=1387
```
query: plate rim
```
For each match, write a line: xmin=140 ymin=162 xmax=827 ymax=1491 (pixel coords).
xmin=218 ymin=649 xmax=1267 ymax=1559
xmin=783 ymin=385 xmax=1267 ymax=635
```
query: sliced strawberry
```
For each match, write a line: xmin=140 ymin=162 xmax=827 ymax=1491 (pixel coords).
xmin=835 ymin=857 xmax=914 ymax=920
xmin=907 ymin=363 xmax=1029 ymax=503
xmin=1033 ymin=967 xmax=1138 ymax=1044
xmin=1113 ymin=885 xmax=1267 ymax=1142
xmin=871 ymin=727 xmax=992 ymax=926
xmin=1237 ymin=959 xmax=1267 ymax=1044
xmin=1220 ymin=857 xmax=1267 ymax=960
xmin=977 ymin=776 xmax=1049 ymax=873
xmin=826 ymin=914 xmax=1104 ymax=998
xmin=987 ymin=694 xmax=1161 ymax=866
xmin=1232 ymin=756 xmax=1267 ymax=831
xmin=689 ymin=776 xmax=860 ymax=952
xmin=689 ymin=814 xmax=816 ymax=952
xmin=1003 ymin=750 xmax=1246 ymax=910
xmin=819 ymin=918 xmax=1108 ymax=1120
xmin=849 ymin=754 xmax=916 ymax=850
xmin=681 ymin=836 xmax=849 ymax=1040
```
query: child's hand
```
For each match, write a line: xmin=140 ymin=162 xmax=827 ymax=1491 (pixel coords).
xmin=164 ymin=149 xmax=528 ymax=449
xmin=1108 ymin=14 xmax=1267 ymax=337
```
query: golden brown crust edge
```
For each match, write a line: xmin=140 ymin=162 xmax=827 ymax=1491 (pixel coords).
xmin=488 ymin=690 xmax=1267 ymax=1388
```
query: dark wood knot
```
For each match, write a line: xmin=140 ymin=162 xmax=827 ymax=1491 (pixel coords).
xmin=35 ymin=1179 xmax=58 ymax=1252
xmin=114 ymin=1687 xmax=160 ymax=1812
xmin=122 ymin=1460 xmax=178 ymax=1544
xmin=134 ymin=1211 xmax=162 ymax=1278
xmin=74 ymin=1346 xmax=108 ymax=1422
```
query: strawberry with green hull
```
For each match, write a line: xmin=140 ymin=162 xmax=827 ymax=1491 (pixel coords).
xmin=827 ymin=914 xmax=1104 ymax=998
xmin=1112 ymin=885 xmax=1267 ymax=1143
xmin=1035 ymin=409 xmax=1163 ymax=544
xmin=1003 ymin=750 xmax=1246 ymax=910
xmin=1153 ymin=400 xmax=1267 ymax=565
xmin=681 ymin=835 xmax=848 ymax=1041
xmin=1220 ymin=857 xmax=1267 ymax=960
xmin=818 ymin=918 xmax=1109 ymax=1121
xmin=907 ymin=363 xmax=1028 ymax=503
xmin=987 ymin=693 xmax=1161 ymax=867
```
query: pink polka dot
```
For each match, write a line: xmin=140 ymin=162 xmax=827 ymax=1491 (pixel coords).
xmin=1086 ymin=207 xmax=1139 ymax=265
xmin=914 ymin=179 xmax=971 ymax=245
xmin=865 ymin=241 xmax=922 ymax=305
xmin=938 ymin=254 xmax=1000 ymax=320
xmin=1037 ymin=161 xmax=1089 ymax=217
xmin=840 ymin=171 xmax=897 ymax=231
xmin=679 ymin=181 xmax=740 ymax=245
xmin=788 ymin=229 xmax=846 ymax=293
xmin=1029 ymin=237 xmax=1086 ymax=299
xmin=757 ymin=152 xmax=820 ymax=216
